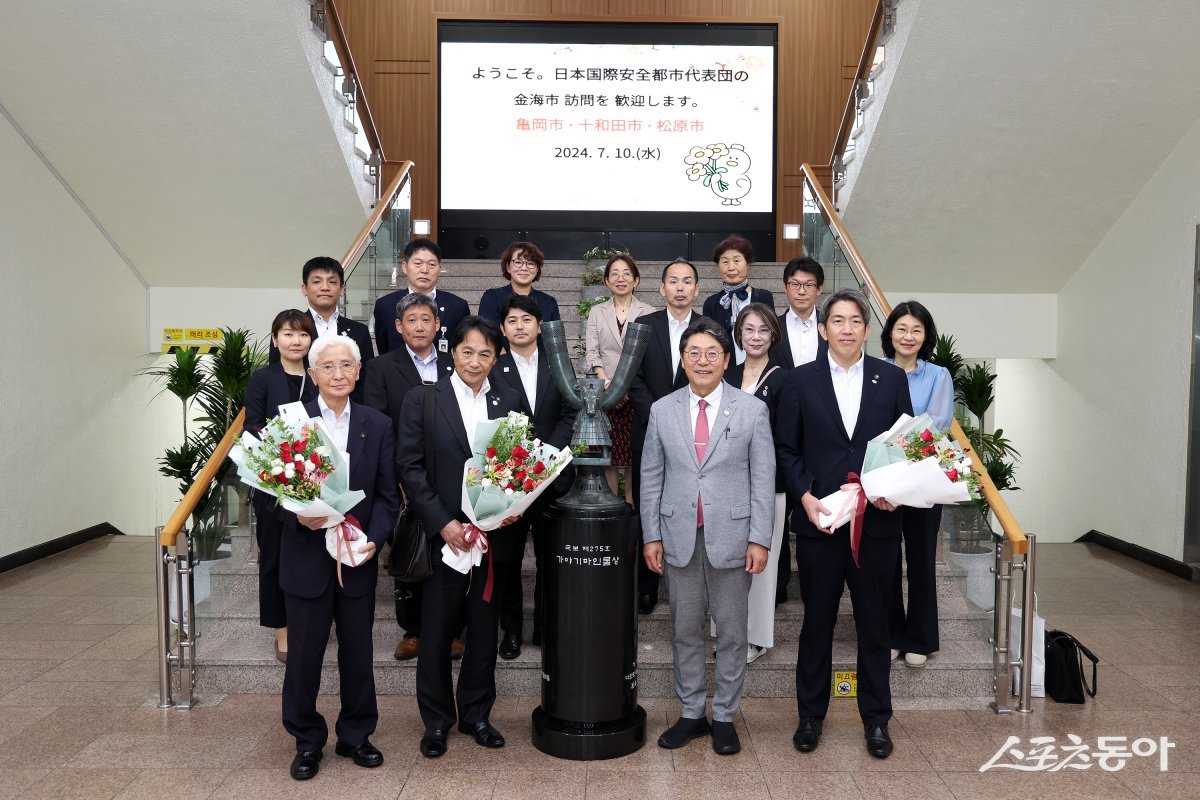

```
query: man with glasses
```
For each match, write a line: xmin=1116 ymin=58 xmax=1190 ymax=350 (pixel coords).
xmin=282 ymin=334 xmax=398 ymax=780
xmin=628 ymin=258 xmax=714 ymax=614
xmin=640 ymin=318 xmax=775 ymax=756
xmin=778 ymin=256 xmax=827 ymax=369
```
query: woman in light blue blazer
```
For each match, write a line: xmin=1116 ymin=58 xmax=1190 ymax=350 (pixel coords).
xmin=882 ymin=301 xmax=954 ymax=669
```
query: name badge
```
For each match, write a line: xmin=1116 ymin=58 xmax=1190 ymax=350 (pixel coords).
xmin=438 ymin=339 xmax=448 ymax=353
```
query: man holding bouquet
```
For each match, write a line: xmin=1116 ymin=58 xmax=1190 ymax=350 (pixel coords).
xmin=280 ymin=334 xmax=399 ymax=780
xmin=775 ymin=289 xmax=912 ymax=759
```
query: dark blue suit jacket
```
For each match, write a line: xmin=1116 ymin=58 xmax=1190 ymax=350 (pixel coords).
xmin=702 ymin=286 xmax=775 ymax=337
xmin=277 ymin=399 xmax=400 ymax=599
xmin=372 ymin=288 xmax=470 ymax=356
xmin=776 ymin=308 xmax=828 ymax=369
xmin=478 ymin=285 xmax=561 ymax=325
xmin=774 ymin=354 xmax=913 ymax=540
xmin=243 ymin=362 xmax=318 ymax=436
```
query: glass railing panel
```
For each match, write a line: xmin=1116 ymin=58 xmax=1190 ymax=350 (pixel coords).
xmin=343 ymin=177 xmax=411 ymax=336
xmin=175 ymin=467 xmax=248 ymax=638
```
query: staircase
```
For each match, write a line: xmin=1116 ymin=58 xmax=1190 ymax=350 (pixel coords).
xmin=194 ymin=502 xmax=992 ymax=706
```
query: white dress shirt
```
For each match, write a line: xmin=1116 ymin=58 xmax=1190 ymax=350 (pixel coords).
xmin=688 ymin=381 xmax=724 ymax=444
xmin=407 ymin=344 xmax=439 ymax=384
xmin=317 ymin=394 xmax=351 ymax=455
xmin=450 ymin=371 xmax=490 ymax=443
xmin=511 ymin=349 xmax=539 ymax=412
xmin=828 ymin=351 xmax=865 ymax=438
xmin=309 ymin=307 xmax=340 ymax=340
xmin=786 ymin=308 xmax=820 ymax=366
xmin=667 ymin=310 xmax=693 ymax=378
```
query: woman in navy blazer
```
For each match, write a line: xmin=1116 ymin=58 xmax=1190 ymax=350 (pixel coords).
xmin=243 ymin=310 xmax=319 ymax=660
xmin=701 ymin=234 xmax=775 ymax=360
xmin=477 ymin=241 xmax=561 ymax=324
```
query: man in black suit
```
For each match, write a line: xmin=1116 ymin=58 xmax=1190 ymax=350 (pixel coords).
xmin=397 ymin=316 xmax=523 ymax=759
xmin=490 ymin=294 xmax=577 ymax=659
xmin=774 ymin=256 xmax=827 ymax=606
xmin=701 ymin=234 xmax=774 ymax=364
xmin=777 ymin=256 xmax=827 ymax=370
xmin=270 ymin=257 xmax=375 ymax=403
xmin=279 ymin=334 xmax=399 ymax=781
xmin=362 ymin=292 xmax=457 ymax=662
xmin=372 ymin=238 xmax=470 ymax=357
xmin=629 ymin=258 xmax=710 ymax=615
xmin=775 ymin=289 xmax=913 ymax=760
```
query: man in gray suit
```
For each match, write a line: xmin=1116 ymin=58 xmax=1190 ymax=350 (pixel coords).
xmin=640 ymin=317 xmax=776 ymax=756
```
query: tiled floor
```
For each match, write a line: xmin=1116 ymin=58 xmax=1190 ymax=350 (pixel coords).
xmin=0 ymin=535 xmax=1198 ymax=798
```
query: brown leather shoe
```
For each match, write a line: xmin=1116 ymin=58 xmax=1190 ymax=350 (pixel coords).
xmin=394 ymin=636 xmax=419 ymax=661
xmin=451 ymin=638 xmax=465 ymax=661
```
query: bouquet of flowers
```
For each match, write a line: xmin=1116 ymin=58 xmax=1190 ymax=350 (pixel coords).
xmin=444 ymin=412 xmax=573 ymax=581
xmin=229 ymin=406 xmax=367 ymax=579
xmin=817 ymin=413 xmax=979 ymax=566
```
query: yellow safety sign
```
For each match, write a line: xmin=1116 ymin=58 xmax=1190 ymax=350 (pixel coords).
xmin=834 ymin=670 xmax=857 ymax=698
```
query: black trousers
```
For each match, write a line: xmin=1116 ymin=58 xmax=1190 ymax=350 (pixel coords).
xmin=794 ymin=531 xmax=899 ymax=727
xmin=416 ymin=553 xmax=500 ymax=731
xmin=493 ymin=531 xmax=528 ymax=640
xmin=253 ymin=493 xmax=286 ymax=629
xmin=889 ymin=505 xmax=942 ymax=656
xmin=395 ymin=579 xmax=423 ymax=637
xmin=628 ymin=450 xmax=660 ymax=599
xmin=776 ymin=497 xmax=793 ymax=602
xmin=282 ymin=580 xmax=378 ymax=752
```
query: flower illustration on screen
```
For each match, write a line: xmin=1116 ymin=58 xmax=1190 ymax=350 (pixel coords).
xmin=683 ymin=143 xmax=752 ymax=206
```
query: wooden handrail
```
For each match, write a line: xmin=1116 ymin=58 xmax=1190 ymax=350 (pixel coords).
xmin=830 ymin=0 xmax=885 ymax=167
xmin=157 ymin=161 xmax=414 ymax=548
xmin=158 ymin=410 xmax=245 ymax=547
xmin=326 ymin=0 xmax=384 ymax=162
xmin=341 ymin=160 xmax=412 ymax=272
xmin=798 ymin=163 xmax=1028 ymax=555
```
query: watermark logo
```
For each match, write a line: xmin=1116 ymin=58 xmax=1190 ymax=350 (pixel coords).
xmin=981 ymin=735 xmax=1174 ymax=772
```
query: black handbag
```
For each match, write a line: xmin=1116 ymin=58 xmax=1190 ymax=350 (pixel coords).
xmin=388 ymin=385 xmax=436 ymax=582
xmin=1045 ymin=629 xmax=1098 ymax=704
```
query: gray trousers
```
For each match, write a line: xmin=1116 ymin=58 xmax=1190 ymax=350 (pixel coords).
xmin=665 ymin=527 xmax=752 ymax=722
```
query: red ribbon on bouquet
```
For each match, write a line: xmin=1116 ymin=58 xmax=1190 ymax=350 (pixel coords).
xmin=830 ymin=473 xmax=868 ymax=568
xmin=463 ymin=524 xmax=494 ymax=603
xmin=333 ymin=513 xmax=364 ymax=589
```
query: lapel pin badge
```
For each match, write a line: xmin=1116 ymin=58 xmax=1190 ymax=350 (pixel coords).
xmin=723 ymin=408 xmax=730 ymax=416
xmin=492 ymin=398 xmax=499 ymax=405
xmin=503 ymin=366 xmax=510 ymax=372
xmin=359 ymin=432 xmax=366 ymax=439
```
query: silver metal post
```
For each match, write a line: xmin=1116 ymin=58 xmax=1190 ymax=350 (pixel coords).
xmin=1016 ymin=532 xmax=1037 ymax=713
xmin=989 ymin=535 xmax=1015 ymax=715
xmin=174 ymin=531 xmax=198 ymax=709
xmin=154 ymin=526 xmax=174 ymax=709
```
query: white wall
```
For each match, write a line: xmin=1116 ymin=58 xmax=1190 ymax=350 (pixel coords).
xmin=148 ymin=287 xmax=305 ymax=353
xmin=995 ymin=114 xmax=1200 ymax=559
xmin=884 ymin=292 xmax=1056 ymax=360
xmin=0 ymin=110 xmax=173 ymax=556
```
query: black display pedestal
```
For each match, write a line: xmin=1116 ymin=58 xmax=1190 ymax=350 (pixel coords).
xmin=531 ymin=499 xmax=646 ymax=760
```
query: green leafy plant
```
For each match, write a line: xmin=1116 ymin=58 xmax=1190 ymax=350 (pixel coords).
xmin=958 ymin=362 xmax=997 ymax=423
xmin=582 ymin=246 xmax=624 ymax=265
xmin=580 ymin=266 xmax=606 ymax=286
xmin=143 ymin=328 xmax=266 ymax=559
xmin=928 ymin=334 xmax=964 ymax=386
xmin=576 ymin=296 xmax=610 ymax=318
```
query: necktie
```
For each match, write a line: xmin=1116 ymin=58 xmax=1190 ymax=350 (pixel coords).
xmin=695 ymin=398 xmax=709 ymax=528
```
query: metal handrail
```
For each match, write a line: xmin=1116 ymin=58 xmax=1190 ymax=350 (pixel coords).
xmin=830 ymin=0 xmax=886 ymax=168
xmin=798 ymin=162 xmax=1027 ymax=555
xmin=324 ymin=0 xmax=385 ymax=164
xmin=341 ymin=161 xmax=413 ymax=281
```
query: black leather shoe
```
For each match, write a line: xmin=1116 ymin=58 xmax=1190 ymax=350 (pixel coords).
xmin=711 ymin=720 xmax=741 ymax=755
xmin=793 ymin=717 xmax=822 ymax=752
xmin=289 ymin=750 xmax=322 ymax=780
xmin=419 ymin=728 xmax=448 ymax=758
xmin=459 ymin=720 xmax=505 ymax=748
xmin=498 ymin=631 xmax=521 ymax=660
xmin=865 ymin=724 xmax=894 ymax=759
xmin=335 ymin=738 xmax=383 ymax=768
xmin=637 ymin=593 xmax=657 ymax=615
xmin=657 ymin=716 xmax=710 ymax=749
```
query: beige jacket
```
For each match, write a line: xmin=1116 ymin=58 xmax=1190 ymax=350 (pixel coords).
xmin=584 ymin=295 xmax=657 ymax=378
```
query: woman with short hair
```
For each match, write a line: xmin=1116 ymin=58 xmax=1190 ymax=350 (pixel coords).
xmin=478 ymin=241 xmax=561 ymax=324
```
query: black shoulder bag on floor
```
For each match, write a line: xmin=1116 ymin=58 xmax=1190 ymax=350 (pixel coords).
xmin=388 ymin=385 xmax=436 ymax=582
xmin=1045 ymin=629 xmax=1099 ymax=704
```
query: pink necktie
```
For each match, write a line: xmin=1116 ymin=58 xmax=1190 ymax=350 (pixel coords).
xmin=695 ymin=398 xmax=709 ymax=528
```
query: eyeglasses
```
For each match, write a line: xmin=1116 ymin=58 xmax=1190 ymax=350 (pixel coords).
xmin=315 ymin=361 xmax=358 ymax=376
xmin=685 ymin=348 xmax=723 ymax=363
xmin=786 ymin=281 xmax=820 ymax=292
xmin=509 ymin=258 xmax=536 ymax=267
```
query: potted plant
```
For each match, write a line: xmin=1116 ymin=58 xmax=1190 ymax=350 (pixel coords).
xmin=580 ymin=245 xmax=621 ymax=302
